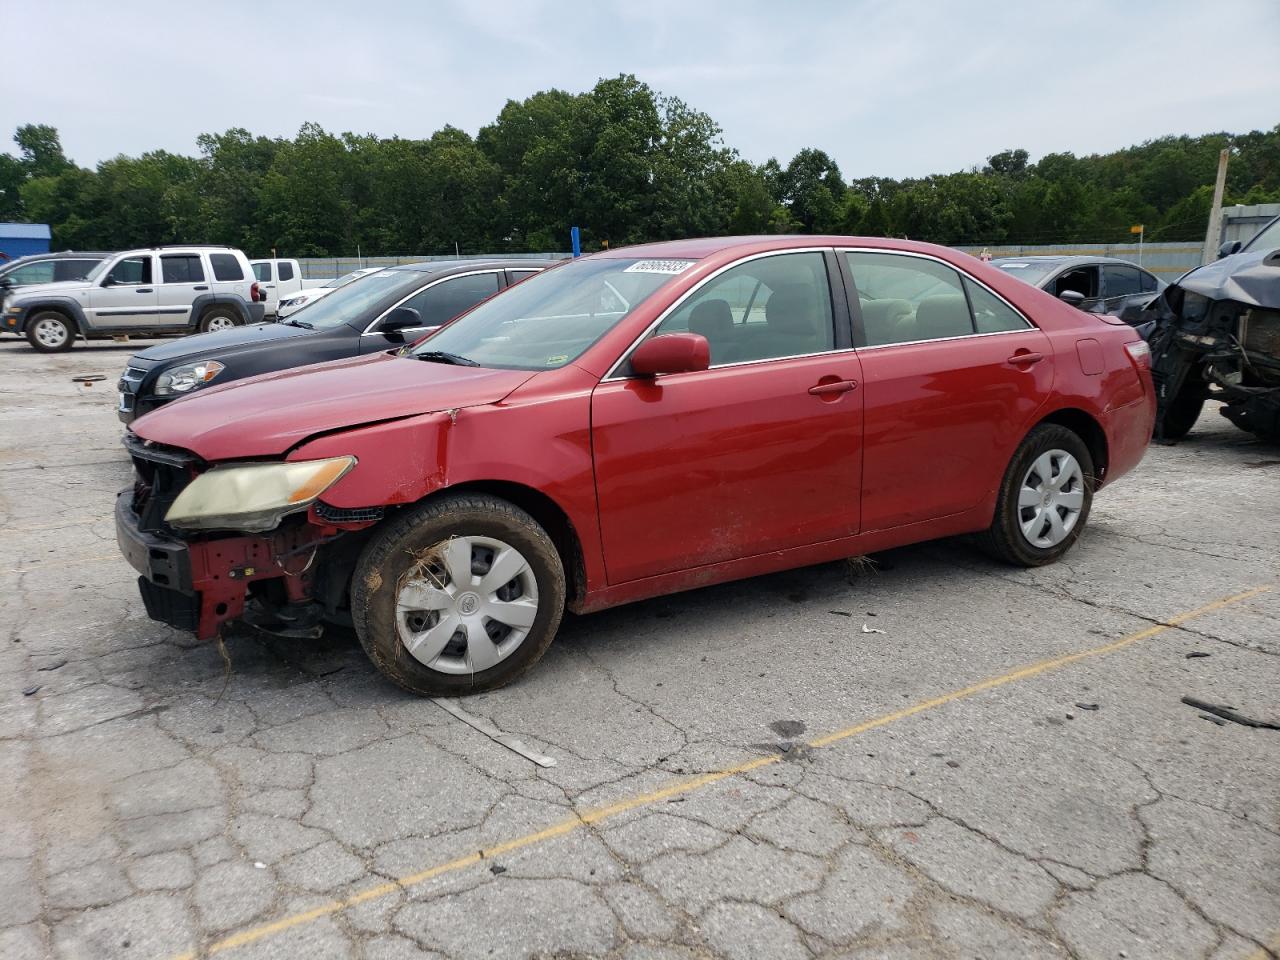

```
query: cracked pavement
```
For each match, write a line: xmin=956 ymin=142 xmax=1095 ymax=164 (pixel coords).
xmin=1 ymin=337 xmax=1278 ymax=960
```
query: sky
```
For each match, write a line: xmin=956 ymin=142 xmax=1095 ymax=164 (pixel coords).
xmin=3 ymin=0 xmax=1277 ymax=179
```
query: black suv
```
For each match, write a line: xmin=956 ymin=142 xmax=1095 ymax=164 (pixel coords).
xmin=117 ymin=259 xmax=553 ymax=422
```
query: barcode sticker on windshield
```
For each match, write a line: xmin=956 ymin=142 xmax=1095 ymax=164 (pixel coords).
xmin=624 ymin=260 xmax=695 ymax=275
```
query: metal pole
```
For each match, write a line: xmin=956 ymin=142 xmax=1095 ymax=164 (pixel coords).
xmin=1201 ymin=148 xmax=1230 ymax=265
xmin=1138 ymin=226 xmax=1143 ymax=267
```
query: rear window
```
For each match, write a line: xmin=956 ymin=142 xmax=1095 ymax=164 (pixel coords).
xmin=211 ymin=254 xmax=245 ymax=282
xmin=278 ymin=261 xmax=295 ymax=282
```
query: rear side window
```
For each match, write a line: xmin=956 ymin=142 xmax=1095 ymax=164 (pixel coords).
xmin=161 ymin=254 xmax=205 ymax=284
xmin=964 ymin=278 xmax=1029 ymax=333
xmin=52 ymin=259 xmax=100 ymax=282
xmin=278 ymin=261 xmax=295 ymax=282
xmin=1139 ymin=270 xmax=1158 ymax=293
xmin=252 ymin=262 xmax=272 ymax=282
xmin=211 ymin=254 xmax=245 ymax=282
xmin=1103 ymin=265 xmax=1142 ymax=298
xmin=846 ymin=252 xmax=971 ymax=345
xmin=399 ymin=272 xmax=501 ymax=328
xmin=510 ymin=269 xmax=540 ymax=283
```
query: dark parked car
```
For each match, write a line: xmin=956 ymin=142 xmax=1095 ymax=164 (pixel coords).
xmin=992 ymin=255 xmax=1164 ymax=322
xmin=117 ymin=259 xmax=553 ymax=422
xmin=116 ymin=236 xmax=1154 ymax=696
xmin=1144 ymin=214 xmax=1280 ymax=441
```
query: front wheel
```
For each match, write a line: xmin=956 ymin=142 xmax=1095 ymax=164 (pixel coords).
xmin=979 ymin=424 xmax=1094 ymax=567
xmin=26 ymin=311 xmax=76 ymax=352
xmin=351 ymin=493 xmax=566 ymax=696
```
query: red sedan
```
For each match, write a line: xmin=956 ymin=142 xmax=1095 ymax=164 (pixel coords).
xmin=117 ymin=236 xmax=1155 ymax=695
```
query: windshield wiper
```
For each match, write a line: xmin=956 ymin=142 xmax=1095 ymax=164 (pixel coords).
xmin=416 ymin=350 xmax=479 ymax=367
xmin=285 ymin=318 xmax=314 ymax=329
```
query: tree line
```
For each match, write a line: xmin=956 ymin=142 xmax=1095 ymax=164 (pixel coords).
xmin=2 ymin=74 xmax=1278 ymax=258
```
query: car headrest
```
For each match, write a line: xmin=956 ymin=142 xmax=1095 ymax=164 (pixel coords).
xmin=859 ymin=298 xmax=912 ymax=345
xmin=914 ymin=294 xmax=971 ymax=341
xmin=688 ymin=298 xmax=733 ymax=340
xmin=765 ymin=284 xmax=817 ymax=334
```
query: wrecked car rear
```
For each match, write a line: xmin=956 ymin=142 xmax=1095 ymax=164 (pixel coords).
xmin=1146 ymin=226 xmax=1280 ymax=442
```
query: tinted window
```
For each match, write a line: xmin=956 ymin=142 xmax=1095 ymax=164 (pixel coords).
xmin=1052 ymin=266 xmax=1099 ymax=299
xmin=845 ymin=252 xmax=971 ymax=345
xmin=252 ymin=262 xmax=272 ymax=282
xmin=1103 ymin=265 xmax=1142 ymax=298
xmin=52 ymin=259 xmax=101 ymax=282
xmin=964 ymin=278 xmax=1030 ymax=333
xmin=278 ymin=261 xmax=294 ymax=282
xmin=398 ymin=272 xmax=501 ymax=328
xmin=1139 ymin=270 xmax=1158 ymax=293
xmin=287 ymin=270 xmax=427 ymax=330
xmin=654 ymin=252 xmax=834 ymax=366
xmin=6 ymin=261 xmax=55 ymax=285
xmin=107 ymin=256 xmax=152 ymax=285
xmin=210 ymin=253 xmax=244 ymax=282
xmin=161 ymin=254 xmax=204 ymax=284
xmin=510 ymin=270 xmax=540 ymax=283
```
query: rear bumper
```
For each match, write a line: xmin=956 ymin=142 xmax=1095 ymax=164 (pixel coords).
xmin=115 ymin=490 xmax=326 ymax=639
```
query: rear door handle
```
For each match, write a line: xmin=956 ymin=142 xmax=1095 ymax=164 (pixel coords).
xmin=808 ymin=379 xmax=858 ymax=396
xmin=1007 ymin=351 xmax=1044 ymax=366
xmin=193 ymin=285 xmax=208 ymax=291
xmin=136 ymin=288 xmax=153 ymax=294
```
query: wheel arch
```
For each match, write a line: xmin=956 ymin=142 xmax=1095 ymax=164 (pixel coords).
xmin=19 ymin=298 xmax=85 ymax=335
xmin=1032 ymin=407 xmax=1109 ymax=484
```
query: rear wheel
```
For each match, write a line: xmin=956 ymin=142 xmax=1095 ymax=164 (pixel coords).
xmin=26 ymin=311 xmax=76 ymax=352
xmin=979 ymin=424 xmax=1094 ymax=567
xmin=351 ymin=493 xmax=566 ymax=696
xmin=199 ymin=308 xmax=238 ymax=333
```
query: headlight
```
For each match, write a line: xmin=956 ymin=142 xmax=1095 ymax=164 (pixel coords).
xmin=164 ymin=457 xmax=356 ymax=532
xmin=155 ymin=360 xmax=225 ymax=396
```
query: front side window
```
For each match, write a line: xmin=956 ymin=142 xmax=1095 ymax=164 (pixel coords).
xmin=285 ymin=270 xmax=427 ymax=330
xmin=162 ymin=254 xmax=204 ymax=284
xmin=652 ymin=251 xmax=834 ymax=365
xmin=278 ymin=261 xmax=295 ymax=282
xmin=252 ymin=262 xmax=272 ymax=282
xmin=846 ymin=251 xmax=971 ymax=345
xmin=210 ymin=253 xmax=244 ymax=282
xmin=412 ymin=257 xmax=683 ymax=370
xmin=1103 ymin=265 xmax=1141 ymax=299
xmin=395 ymin=272 xmax=501 ymax=329
xmin=1052 ymin=265 xmax=1099 ymax=299
xmin=106 ymin=256 xmax=152 ymax=286
xmin=5 ymin=261 xmax=55 ymax=285
xmin=52 ymin=259 xmax=101 ymax=282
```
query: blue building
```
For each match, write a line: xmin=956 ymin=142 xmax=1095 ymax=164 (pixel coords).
xmin=0 ymin=223 xmax=52 ymax=260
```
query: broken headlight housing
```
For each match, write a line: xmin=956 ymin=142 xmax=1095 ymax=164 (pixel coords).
xmin=155 ymin=359 xmax=225 ymax=396
xmin=164 ymin=456 xmax=356 ymax=532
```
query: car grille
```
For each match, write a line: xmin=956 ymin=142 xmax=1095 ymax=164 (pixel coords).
xmin=122 ymin=432 xmax=204 ymax=534
xmin=118 ymin=366 xmax=146 ymax=394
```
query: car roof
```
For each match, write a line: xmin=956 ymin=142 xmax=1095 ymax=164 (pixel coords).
xmin=384 ymin=258 xmax=558 ymax=275
xmin=3 ymin=250 xmax=112 ymax=262
xmin=990 ymin=255 xmax=1150 ymax=269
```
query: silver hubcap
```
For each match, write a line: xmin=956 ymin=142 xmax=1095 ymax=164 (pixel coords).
xmin=1018 ymin=449 xmax=1085 ymax=548
xmin=395 ymin=535 xmax=539 ymax=675
xmin=207 ymin=315 xmax=235 ymax=332
xmin=33 ymin=317 xmax=68 ymax=348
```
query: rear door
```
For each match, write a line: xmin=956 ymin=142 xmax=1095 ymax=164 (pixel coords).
xmin=156 ymin=253 xmax=208 ymax=327
xmin=253 ymin=261 xmax=278 ymax=314
xmin=85 ymin=255 xmax=158 ymax=329
xmin=844 ymin=249 xmax=1054 ymax=530
xmin=591 ymin=249 xmax=864 ymax=584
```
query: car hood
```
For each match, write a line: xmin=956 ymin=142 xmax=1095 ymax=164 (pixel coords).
xmin=130 ymin=320 xmax=319 ymax=364
xmin=9 ymin=280 xmax=90 ymax=301
xmin=1175 ymin=247 xmax=1280 ymax=308
xmin=131 ymin=352 xmax=536 ymax=460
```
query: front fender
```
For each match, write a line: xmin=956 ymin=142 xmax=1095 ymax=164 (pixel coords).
xmin=10 ymin=295 xmax=89 ymax=334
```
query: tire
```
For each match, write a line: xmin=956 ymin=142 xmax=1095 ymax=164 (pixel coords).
xmin=978 ymin=424 xmax=1095 ymax=567
xmin=351 ymin=493 xmax=566 ymax=696
xmin=198 ymin=308 xmax=239 ymax=334
xmin=25 ymin=310 xmax=76 ymax=352
xmin=1158 ymin=374 xmax=1207 ymax=440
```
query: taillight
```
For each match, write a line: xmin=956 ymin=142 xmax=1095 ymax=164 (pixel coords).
xmin=251 ymin=281 xmax=262 ymax=302
xmin=1124 ymin=340 xmax=1151 ymax=368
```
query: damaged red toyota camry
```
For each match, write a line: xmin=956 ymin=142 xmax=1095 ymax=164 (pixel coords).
xmin=116 ymin=237 xmax=1155 ymax=695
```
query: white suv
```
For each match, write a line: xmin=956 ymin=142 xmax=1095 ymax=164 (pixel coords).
xmin=4 ymin=245 xmax=266 ymax=352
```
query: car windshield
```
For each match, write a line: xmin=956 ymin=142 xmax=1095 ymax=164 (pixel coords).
xmin=410 ymin=257 xmax=691 ymax=370
xmin=286 ymin=269 xmax=426 ymax=329
xmin=323 ymin=269 xmax=370 ymax=289
xmin=992 ymin=260 xmax=1062 ymax=285
xmin=1243 ymin=216 xmax=1280 ymax=253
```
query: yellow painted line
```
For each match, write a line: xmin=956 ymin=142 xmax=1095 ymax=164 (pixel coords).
xmin=10 ymin=554 xmax=119 ymax=574
xmin=167 ymin=584 xmax=1271 ymax=960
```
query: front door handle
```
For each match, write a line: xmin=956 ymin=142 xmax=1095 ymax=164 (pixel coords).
xmin=136 ymin=288 xmax=153 ymax=294
xmin=808 ymin=379 xmax=858 ymax=396
xmin=1007 ymin=351 xmax=1044 ymax=366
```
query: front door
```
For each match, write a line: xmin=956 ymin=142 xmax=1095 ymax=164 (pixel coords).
xmin=843 ymin=250 xmax=1054 ymax=530
xmin=591 ymin=250 xmax=864 ymax=584
xmin=85 ymin=255 xmax=158 ymax=329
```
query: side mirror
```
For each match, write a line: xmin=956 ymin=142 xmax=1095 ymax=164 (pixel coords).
xmin=380 ymin=306 xmax=422 ymax=334
xmin=631 ymin=333 xmax=710 ymax=377
xmin=1217 ymin=240 xmax=1242 ymax=260
xmin=1057 ymin=289 xmax=1087 ymax=308
xmin=101 ymin=274 xmax=116 ymax=287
